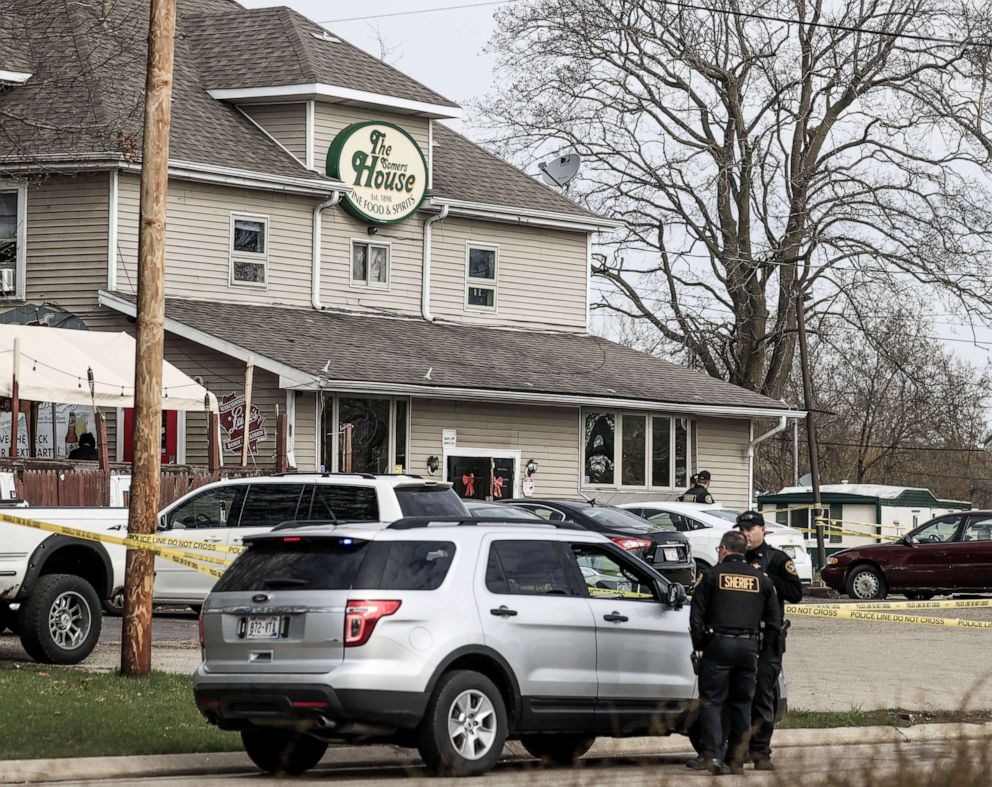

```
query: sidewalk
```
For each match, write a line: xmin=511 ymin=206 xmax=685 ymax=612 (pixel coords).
xmin=3 ymin=722 xmax=991 ymax=784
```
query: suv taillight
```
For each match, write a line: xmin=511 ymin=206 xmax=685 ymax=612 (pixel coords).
xmin=344 ymin=599 xmax=401 ymax=647
xmin=611 ymin=536 xmax=653 ymax=551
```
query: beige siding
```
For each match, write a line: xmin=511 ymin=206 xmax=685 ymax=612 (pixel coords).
xmin=430 ymin=217 xmax=587 ymax=332
xmin=162 ymin=335 xmax=285 ymax=466
xmin=313 ymin=105 xmax=429 ymax=173
xmin=695 ymin=417 xmax=751 ymax=510
xmin=24 ymin=173 xmax=109 ymax=319
xmin=291 ymin=391 xmax=319 ymax=471
xmin=317 ymin=207 xmax=424 ymax=314
xmin=117 ymin=173 xmax=316 ymax=307
xmin=240 ymin=103 xmax=307 ymax=162
xmin=410 ymin=399 xmax=581 ymax=498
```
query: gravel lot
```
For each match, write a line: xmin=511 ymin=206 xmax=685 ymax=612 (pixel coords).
xmin=3 ymin=599 xmax=991 ymax=712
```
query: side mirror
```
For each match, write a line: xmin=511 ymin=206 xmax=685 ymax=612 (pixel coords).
xmin=157 ymin=515 xmax=169 ymax=531
xmin=666 ymin=582 xmax=687 ymax=609
xmin=903 ymin=535 xmax=915 ymax=546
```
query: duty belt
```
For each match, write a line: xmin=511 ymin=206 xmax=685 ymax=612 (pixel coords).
xmin=712 ymin=628 xmax=760 ymax=639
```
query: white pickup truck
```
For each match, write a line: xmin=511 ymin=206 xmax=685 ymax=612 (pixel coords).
xmin=0 ymin=474 xmax=466 ymax=664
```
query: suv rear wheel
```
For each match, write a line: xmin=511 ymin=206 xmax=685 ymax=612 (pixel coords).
xmin=520 ymin=734 xmax=595 ymax=766
xmin=241 ymin=729 xmax=328 ymax=776
xmin=18 ymin=574 xmax=102 ymax=664
xmin=418 ymin=670 xmax=507 ymax=776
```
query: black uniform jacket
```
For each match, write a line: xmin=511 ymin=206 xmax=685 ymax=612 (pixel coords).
xmin=689 ymin=554 xmax=782 ymax=652
xmin=746 ymin=542 xmax=804 ymax=617
xmin=679 ymin=484 xmax=714 ymax=504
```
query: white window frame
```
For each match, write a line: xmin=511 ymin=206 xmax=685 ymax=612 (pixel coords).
xmin=442 ymin=445 xmax=522 ymax=499
xmin=0 ymin=180 xmax=28 ymax=300
xmin=349 ymin=239 xmax=392 ymax=290
xmin=229 ymin=211 xmax=269 ymax=288
xmin=464 ymin=242 xmax=498 ymax=312
xmin=579 ymin=409 xmax=693 ymax=491
xmin=328 ymin=395 xmax=409 ymax=472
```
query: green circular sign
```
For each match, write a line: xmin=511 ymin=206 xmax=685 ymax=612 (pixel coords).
xmin=326 ymin=121 xmax=428 ymax=224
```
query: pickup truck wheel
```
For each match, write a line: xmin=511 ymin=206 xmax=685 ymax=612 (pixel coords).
xmin=418 ymin=670 xmax=507 ymax=776
xmin=240 ymin=729 xmax=327 ymax=776
xmin=520 ymin=734 xmax=595 ymax=766
xmin=102 ymin=591 xmax=124 ymax=617
xmin=18 ymin=574 xmax=102 ymax=664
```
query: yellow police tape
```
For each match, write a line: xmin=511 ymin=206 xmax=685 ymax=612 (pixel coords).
xmin=785 ymin=604 xmax=992 ymax=629
xmin=794 ymin=598 xmax=992 ymax=612
xmin=0 ymin=511 xmax=234 ymax=578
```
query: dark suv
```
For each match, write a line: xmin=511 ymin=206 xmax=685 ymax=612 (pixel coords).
xmin=499 ymin=499 xmax=694 ymax=586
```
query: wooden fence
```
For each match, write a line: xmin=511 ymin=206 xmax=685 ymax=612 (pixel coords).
xmin=0 ymin=462 xmax=272 ymax=508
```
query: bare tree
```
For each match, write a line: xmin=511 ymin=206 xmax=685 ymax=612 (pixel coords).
xmin=366 ymin=22 xmax=403 ymax=66
xmin=481 ymin=0 xmax=992 ymax=397
xmin=756 ymin=303 xmax=992 ymax=503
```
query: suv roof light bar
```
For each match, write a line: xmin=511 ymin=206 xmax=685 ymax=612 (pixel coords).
xmin=387 ymin=516 xmax=580 ymax=530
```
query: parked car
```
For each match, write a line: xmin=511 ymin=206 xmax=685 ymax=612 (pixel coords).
xmin=820 ymin=511 xmax=992 ymax=600
xmin=617 ymin=501 xmax=813 ymax=583
xmin=0 ymin=474 xmax=467 ymax=664
xmin=194 ymin=515 xmax=708 ymax=777
xmin=498 ymin=499 xmax=694 ymax=586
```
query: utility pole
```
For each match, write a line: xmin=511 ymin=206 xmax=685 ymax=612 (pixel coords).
xmin=795 ymin=291 xmax=826 ymax=569
xmin=121 ymin=0 xmax=177 ymax=678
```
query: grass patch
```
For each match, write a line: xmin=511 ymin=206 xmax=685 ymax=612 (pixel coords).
xmin=0 ymin=661 xmax=240 ymax=760
xmin=780 ymin=707 xmax=992 ymax=728
xmin=1 ymin=660 xmax=990 ymax=761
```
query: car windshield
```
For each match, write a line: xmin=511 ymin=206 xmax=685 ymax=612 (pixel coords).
xmin=707 ymin=509 xmax=740 ymax=523
xmin=583 ymin=506 xmax=661 ymax=534
xmin=395 ymin=486 xmax=468 ymax=517
xmin=473 ymin=505 xmax=541 ymax=520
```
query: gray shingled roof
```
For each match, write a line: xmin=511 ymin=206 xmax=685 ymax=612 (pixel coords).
xmin=0 ymin=0 xmax=324 ymax=182
xmin=0 ymin=6 xmax=31 ymax=75
xmin=431 ymin=124 xmax=602 ymax=221
xmin=149 ymin=297 xmax=789 ymax=412
xmin=184 ymin=7 xmax=458 ymax=109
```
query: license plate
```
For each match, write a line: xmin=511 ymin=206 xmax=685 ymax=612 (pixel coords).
xmin=781 ymin=546 xmax=796 ymax=558
xmin=663 ymin=547 xmax=680 ymax=562
xmin=244 ymin=616 xmax=280 ymax=640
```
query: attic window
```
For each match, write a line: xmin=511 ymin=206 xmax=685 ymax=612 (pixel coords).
xmin=311 ymin=31 xmax=341 ymax=43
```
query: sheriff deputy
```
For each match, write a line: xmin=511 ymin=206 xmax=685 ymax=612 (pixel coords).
xmin=687 ymin=529 xmax=781 ymax=776
xmin=680 ymin=469 xmax=714 ymax=503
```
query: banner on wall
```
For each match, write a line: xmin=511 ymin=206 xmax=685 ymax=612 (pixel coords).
xmin=0 ymin=403 xmax=95 ymax=458
xmin=219 ymin=393 xmax=267 ymax=455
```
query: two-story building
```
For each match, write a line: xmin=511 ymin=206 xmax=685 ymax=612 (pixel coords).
xmin=0 ymin=0 xmax=803 ymax=509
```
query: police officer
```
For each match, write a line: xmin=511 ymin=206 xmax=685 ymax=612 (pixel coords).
xmin=680 ymin=469 xmax=714 ymax=503
xmin=735 ymin=510 xmax=804 ymax=771
xmin=687 ymin=530 xmax=781 ymax=775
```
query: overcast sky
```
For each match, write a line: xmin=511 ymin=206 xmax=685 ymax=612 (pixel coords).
xmin=240 ymin=0 xmax=992 ymax=370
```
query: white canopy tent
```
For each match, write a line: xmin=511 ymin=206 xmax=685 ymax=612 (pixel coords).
xmin=0 ymin=324 xmax=218 ymax=412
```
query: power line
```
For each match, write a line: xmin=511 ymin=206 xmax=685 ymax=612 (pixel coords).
xmin=319 ymin=0 xmax=989 ymax=49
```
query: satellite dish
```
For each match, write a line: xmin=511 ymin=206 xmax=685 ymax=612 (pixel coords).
xmin=539 ymin=153 xmax=581 ymax=188
xmin=798 ymin=473 xmax=813 ymax=487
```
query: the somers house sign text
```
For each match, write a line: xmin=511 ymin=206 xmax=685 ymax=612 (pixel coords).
xmin=327 ymin=121 xmax=428 ymax=224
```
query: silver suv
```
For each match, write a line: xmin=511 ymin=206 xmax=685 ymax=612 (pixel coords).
xmin=194 ymin=516 xmax=699 ymax=777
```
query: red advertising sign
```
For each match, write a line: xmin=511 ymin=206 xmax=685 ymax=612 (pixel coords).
xmin=219 ymin=392 xmax=267 ymax=454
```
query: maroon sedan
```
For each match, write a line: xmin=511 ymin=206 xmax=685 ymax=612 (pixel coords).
xmin=821 ymin=511 xmax=992 ymax=600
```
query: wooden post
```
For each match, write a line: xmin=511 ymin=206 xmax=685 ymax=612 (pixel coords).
xmin=28 ymin=402 xmax=38 ymax=458
xmin=207 ymin=412 xmax=220 ymax=473
xmin=9 ymin=337 xmax=19 ymax=459
xmin=276 ymin=411 xmax=288 ymax=473
xmin=342 ymin=423 xmax=353 ymax=474
xmin=240 ymin=356 xmax=254 ymax=467
xmin=121 ymin=0 xmax=177 ymax=679
xmin=96 ymin=411 xmax=111 ymax=505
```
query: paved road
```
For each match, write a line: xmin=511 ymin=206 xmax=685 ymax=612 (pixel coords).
xmin=13 ymin=738 xmax=982 ymax=786
xmin=3 ymin=598 xmax=991 ymax=710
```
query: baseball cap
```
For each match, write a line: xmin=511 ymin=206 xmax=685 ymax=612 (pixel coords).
xmin=735 ymin=510 xmax=764 ymax=529
xmin=697 ymin=469 xmax=711 ymax=481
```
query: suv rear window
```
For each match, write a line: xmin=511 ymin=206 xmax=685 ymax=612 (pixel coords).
xmin=213 ymin=538 xmax=456 ymax=592
xmin=395 ymin=486 xmax=467 ymax=517
xmin=214 ymin=538 xmax=372 ymax=591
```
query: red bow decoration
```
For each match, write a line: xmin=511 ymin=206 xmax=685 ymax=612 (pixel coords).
xmin=462 ymin=473 xmax=476 ymax=497
xmin=492 ymin=475 xmax=505 ymax=499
